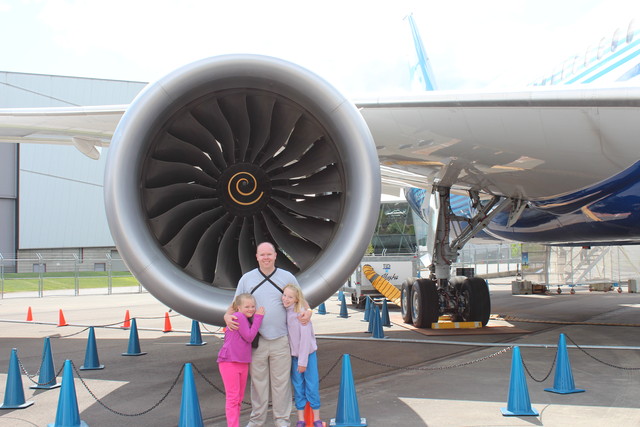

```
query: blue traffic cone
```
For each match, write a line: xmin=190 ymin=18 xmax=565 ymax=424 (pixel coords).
xmin=362 ymin=297 xmax=371 ymax=322
xmin=331 ymin=354 xmax=367 ymax=426
xmin=80 ymin=326 xmax=104 ymax=370
xmin=366 ymin=305 xmax=375 ymax=334
xmin=48 ymin=360 xmax=87 ymax=427
xmin=186 ymin=320 xmax=207 ymax=346
xmin=338 ymin=290 xmax=344 ymax=302
xmin=0 ymin=348 xmax=34 ymax=409
xmin=501 ymin=346 xmax=539 ymax=416
xmin=372 ymin=306 xmax=386 ymax=339
xmin=122 ymin=318 xmax=147 ymax=356
xmin=545 ymin=334 xmax=585 ymax=394
xmin=178 ymin=363 xmax=204 ymax=427
xmin=31 ymin=337 xmax=61 ymax=389
xmin=338 ymin=296 xmax=349 ymax=318
xmin=381 ymin=299 xmax=391 ymax=327
xmin=317 ymin=302 xmax=327 ymax=315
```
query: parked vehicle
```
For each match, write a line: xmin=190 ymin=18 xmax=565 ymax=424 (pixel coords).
xmin=342 ymin=254 xmax=421 ymax=308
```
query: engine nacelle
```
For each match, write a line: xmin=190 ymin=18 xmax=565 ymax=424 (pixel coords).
xmin=104 ymin=55 xmax=380 ymax=325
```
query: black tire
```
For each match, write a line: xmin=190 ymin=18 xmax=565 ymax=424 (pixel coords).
xmin=401 ymin=280 xmax=413 ymax=324
xmin=411 ymin=279 xmax=439 ymax=328
xmin=457 ymin=277 xmax=491 ymax=326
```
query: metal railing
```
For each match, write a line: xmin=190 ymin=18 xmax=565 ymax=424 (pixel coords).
xmin=0 ymin=253 xmax=144 ymax=299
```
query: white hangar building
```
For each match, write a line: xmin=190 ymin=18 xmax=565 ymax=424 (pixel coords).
xmin=0 ymin=71 xmax=147 ymax=272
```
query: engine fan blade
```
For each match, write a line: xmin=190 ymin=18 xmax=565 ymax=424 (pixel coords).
xmin=265 ymin=117 xmax=323 ymax=171
xmin=270 ymin=139 xmax=339 ymax=180
xmin=191 ymin=97 xmax=236 ymax=165
xmin=164 ymin=210 xmax=223 ymax=267
xmin=217 ymin=94 xmax=250 ymax=163
xmin=272 ymin=194 xmax=342 ymax=222
xmin=184 ymin=214 xmax=231 ymax=283
xmin=212 ymin=217 xmax=243 ymax=288
xmin=145 ymin=158 xmax=217 ymax=188
xmin=262 ymin=210 xmax=320 ymax=271
xmin=273 ymin=164 xmax=342 ymax=195
xmin=246 ymin=95 xmax=276 ymax=163
xmin=143 ymin=183 xmax=215 ymax=218
xmin=167 ymin=112 xmax=227 ymax=171
xmin=255 ymin=102 xmax=301 ymax=166
xmin=154 ymin=133 xmax=220 ymax=177
xmin=267 ymin=204 xmax=333 ymax=248
xmin=149 ymin=199 xmax=219 ymax=244
xmin=238 ymin=217 xmax=258 ymax=273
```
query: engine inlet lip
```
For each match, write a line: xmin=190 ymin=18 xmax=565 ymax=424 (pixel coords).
xmin=105 ymin=54 xmax=380 ymax=325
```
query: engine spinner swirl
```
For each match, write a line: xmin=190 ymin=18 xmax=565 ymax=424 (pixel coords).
xmin=217 ymin=163 xmax=271 ymax=216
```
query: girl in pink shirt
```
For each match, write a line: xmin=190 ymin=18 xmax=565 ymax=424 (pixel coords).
xmin=217 ymin=293 xmax=265 ymax=427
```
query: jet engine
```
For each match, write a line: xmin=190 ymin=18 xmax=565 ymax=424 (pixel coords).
xmin=104 ymin=55 xmax=380 ymax=325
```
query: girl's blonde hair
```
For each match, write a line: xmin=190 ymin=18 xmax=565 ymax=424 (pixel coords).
xmin=283 ymin=283 xmax=307 ymax=313
xmin=231 ymin=293 xmax=256 ymax=313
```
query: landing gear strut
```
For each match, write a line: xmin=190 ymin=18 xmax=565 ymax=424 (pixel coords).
xmin=401 ymin=186 xmax=514 ymax=328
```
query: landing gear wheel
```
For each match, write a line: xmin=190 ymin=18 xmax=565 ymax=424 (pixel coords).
xmin=411 ymin=279 xmax=439 ymax=328
xmin=457 ymin=277 xmax=491 ymax=326
xmin=557 ymin=287 xmax=562 ymax=294
xmin=401 ymin=280 xmax=413 ymax=324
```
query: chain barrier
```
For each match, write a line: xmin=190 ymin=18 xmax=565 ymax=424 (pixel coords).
xmin=320 ymin=354 xmax=343 ymax=383
xmin=18 ymin=357 xmax=65 ymax=386
xmin=7 ymin=314 xmax=639 ymax=422
xmin=191 ymin=362 xmax=253 ymax=408
xmin=192 ymin=363 xmax=231 ymax=397
xmin=350 ymin=347 xmax=512 ymax=371
xmin=135 ymin=313 xmax=181 ymax=320
xmin=521 ymin=350 xmax=557 ymax=382
xmin=72 ymin=360 xmax=184 ymax=417
xmin=566 ymin=334 xmax=640 ymax=371
xmin=200 ymin=322 xmax=224 ymax=334
xmin=52 ymin=327 xmax=90 ymax=338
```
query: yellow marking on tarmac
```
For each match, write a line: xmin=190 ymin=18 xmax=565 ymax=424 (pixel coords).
xmin=431 ymin=321 xmax=482 ymax=329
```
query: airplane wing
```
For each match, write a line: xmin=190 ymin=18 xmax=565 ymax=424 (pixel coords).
xmin=357 ymin=85 xmax=640 ymax=201
xmin=0 ymin=105 xmax=125 ymax=159
xmin=4 ymin=86 xmax=639 ymax=200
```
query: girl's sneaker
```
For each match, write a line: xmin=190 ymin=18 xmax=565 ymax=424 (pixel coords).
xmin=296 ymin=422 xmax=306 ymax=427
xmin=313 ymin=421 xmax=324 ymax=427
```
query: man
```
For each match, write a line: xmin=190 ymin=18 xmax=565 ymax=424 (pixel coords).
xmin=225 ymin=242 xmax=312 ymax=427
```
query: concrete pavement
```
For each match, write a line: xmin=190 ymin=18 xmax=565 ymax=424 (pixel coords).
xmin=0 ymin=283 xmax=638 ymax=426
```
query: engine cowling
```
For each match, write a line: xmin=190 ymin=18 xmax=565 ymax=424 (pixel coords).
xmin=104 ymin=55 xmax=380 ymax=325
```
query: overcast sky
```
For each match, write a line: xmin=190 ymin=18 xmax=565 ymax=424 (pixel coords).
xmin=2 ymin=0 xmax=639 ymax=96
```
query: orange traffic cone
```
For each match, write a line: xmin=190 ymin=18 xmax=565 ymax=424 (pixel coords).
xmin=304 ymin=402 xmax=325 ymax=427
xmin=304 ymin=402 xmax=314 ymax=426
xmin=163 ymin=312 xmax=172 ymax=333
xmin=58 ymin=309 xmax=68 ymax=327
xmin=26 ymin=307 xmax=33 ymax=322
xmin=122 ymin=310 xmax=131 ymax=329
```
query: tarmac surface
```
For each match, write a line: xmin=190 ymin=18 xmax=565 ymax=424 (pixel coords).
xmin=0 ymin=281 xmax=639 ymax=426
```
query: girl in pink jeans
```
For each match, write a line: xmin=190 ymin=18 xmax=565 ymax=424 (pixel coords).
xmin=217 ymin=293 xmax=265 ymax=427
